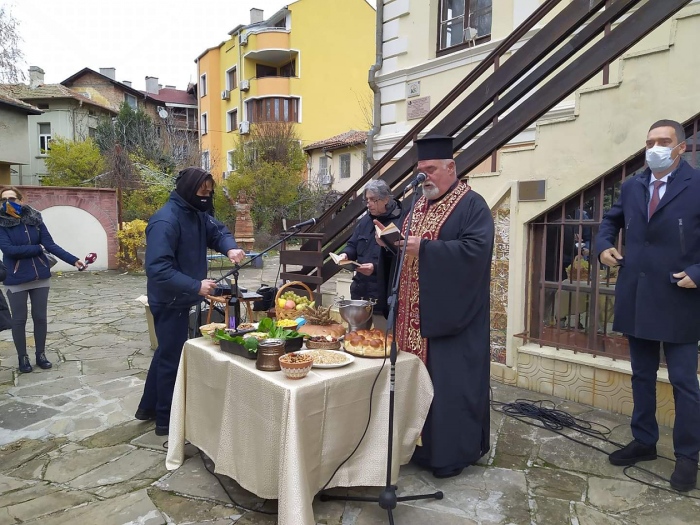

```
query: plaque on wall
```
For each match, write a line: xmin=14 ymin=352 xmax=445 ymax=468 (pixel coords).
xmin=407 ymin=96 xmax=430 ymax=120
xmin=518 ymin=180 xmax=546 ymax=202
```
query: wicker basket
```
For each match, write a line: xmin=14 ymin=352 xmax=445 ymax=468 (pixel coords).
xmin=275 ymin=281 xmax=313 ymax=321
xmin=305 ymin=339 xmax=341 ymax=350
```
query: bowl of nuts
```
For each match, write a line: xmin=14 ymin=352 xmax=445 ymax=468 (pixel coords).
xmin=279 ymin=352 xmax=314 ymax=379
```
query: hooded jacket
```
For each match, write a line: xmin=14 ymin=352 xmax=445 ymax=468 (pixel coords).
xmin=145 ymin=190 xmax=239 ymax=308
xmin=0 ymin=205 xmax=79 ymax=285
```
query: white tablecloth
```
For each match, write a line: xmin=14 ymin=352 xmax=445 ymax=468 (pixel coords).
xmin=165 ymin=338 xmax=433 ymax=525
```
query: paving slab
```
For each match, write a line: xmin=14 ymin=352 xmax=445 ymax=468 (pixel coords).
xmin=5 ymin=488 xmax=94 ymax=522
xmin=0 ymin=438 xmax=65 ymax=471
xmin=0 ymin=474 xmax=33 ymax=496
xmin=68 ymin=448 xmax=165 ymax=489
xmin=43 ymin=444 xmax=134 ymax=483
xmin=148 ymin=487 xmax=241 ymax=523
xmin=0 ymin=401 xmax=59 ymax=430
xmin=24 ymin=488 xmax=165 ymax=525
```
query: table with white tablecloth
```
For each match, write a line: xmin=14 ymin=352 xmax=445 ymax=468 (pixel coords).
xmin=165 ymin=338 xmax=434 ymax=525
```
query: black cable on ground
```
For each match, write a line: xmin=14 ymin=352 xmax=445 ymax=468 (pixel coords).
xmin=490 ymin=395 xmax=700 ymax=500
xmin=199 ymin=449 xmax=278 ymax=516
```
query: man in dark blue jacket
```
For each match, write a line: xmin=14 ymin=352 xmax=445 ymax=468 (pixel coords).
xmin=596 ymin=119 xmax=700 ymax=492
xmin=136 ymin=167 xmax=244 ymax=436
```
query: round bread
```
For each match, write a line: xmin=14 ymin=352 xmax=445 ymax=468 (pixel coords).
xmin=298 ymin=322 xmax=346 ymax=338
xmin=344 ymin=329 xmax=394 ymax=357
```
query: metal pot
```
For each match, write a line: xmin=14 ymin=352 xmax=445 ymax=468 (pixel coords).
xmin=256 ymin=338 xmax=286 ymax=371
xmin=338 ymin=299 xmax=373 ymax=332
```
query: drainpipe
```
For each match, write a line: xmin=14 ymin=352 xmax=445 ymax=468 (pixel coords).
xmin=366 ymin=0 xmax=384 ymax=167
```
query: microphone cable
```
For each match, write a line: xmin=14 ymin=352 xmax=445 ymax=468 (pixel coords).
xmin=491 ymin=394 xmax=700 ymax=500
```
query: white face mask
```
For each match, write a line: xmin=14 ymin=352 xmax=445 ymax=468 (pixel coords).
xmin=645 ymin=144 xmax=676 ymax=172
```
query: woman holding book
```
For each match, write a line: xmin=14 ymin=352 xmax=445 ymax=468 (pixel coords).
xmin=336 ymin=180 xmax=402 ymax=329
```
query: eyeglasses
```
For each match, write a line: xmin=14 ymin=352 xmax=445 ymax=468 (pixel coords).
xmin=363 ymin=197 xmax=382 ymax=205
xmin=1 ymin=197 xmax=18 ymax=203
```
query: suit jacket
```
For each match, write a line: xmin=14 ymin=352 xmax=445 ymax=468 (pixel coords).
xmin=596 ymin=159 xmax=700 ymax=343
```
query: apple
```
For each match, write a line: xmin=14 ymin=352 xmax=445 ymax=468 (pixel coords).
xmin=285 ymin=299 xmax=296 ymax=309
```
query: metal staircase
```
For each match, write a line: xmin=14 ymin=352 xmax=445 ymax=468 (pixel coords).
xmin=281 ymin=0 xmax=692 ymax=293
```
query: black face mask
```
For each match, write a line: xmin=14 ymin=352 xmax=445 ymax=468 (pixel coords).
xmin=192 ymin=195 xmax=212 ymax=212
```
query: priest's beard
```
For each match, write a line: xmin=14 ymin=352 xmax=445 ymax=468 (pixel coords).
xmin=422 ymin=183 xmax=440 ymax=200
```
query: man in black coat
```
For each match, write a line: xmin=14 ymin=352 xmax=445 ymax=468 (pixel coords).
xmin=596 ymin=119 xmax=700 ymax=492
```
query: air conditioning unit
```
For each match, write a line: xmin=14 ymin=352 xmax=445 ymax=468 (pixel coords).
xmin=239 ymin=120 xmax=250 ymax=134
xmin=239 ymin=80 xmax=250 ymax=92
xmin=221 ymin=90 xmax=230 ymax=100
xmin=240 ymin=32 xmax=249 ymax=46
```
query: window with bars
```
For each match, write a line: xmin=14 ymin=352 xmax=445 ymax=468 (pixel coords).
xmin=525 ymin=115 xmax=700 ymax=363
xmin=247 ymin=97 xmax=299 ymax=123
xmin=438 ymin=0 xmax=492 ymax=55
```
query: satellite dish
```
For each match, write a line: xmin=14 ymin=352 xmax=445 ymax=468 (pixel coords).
xmin=158 ymin=108 xmax=168 ymax=119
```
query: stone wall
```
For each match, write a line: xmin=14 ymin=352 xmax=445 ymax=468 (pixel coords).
xmin=490 ymin=193 xmax=510 ymax=364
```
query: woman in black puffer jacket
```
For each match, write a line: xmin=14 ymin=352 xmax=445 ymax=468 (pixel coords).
xmin=0 ymin=187 xmax=85 ymax=373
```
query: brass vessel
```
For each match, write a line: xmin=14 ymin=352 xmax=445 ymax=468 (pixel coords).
xmin=256 ymin=338 xmax=286 ymax=371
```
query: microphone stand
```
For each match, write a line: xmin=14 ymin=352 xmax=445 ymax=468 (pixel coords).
xmin=319 ymin=186 xmax=443 ymax=523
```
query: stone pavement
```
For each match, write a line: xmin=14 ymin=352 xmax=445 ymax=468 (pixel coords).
xmin=0 ymin=266 xmax=698 ymax=524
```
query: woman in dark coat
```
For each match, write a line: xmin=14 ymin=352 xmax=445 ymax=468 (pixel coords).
xmin=0 ymin=187 xmax=85 ymax=373
xmin=337 ymin=179 xmax=403 ymax=330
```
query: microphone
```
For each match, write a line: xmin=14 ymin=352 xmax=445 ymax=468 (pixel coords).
xmin=404 ymin=172 xmax=427 ymax=191
xmin=291 ymin=217 xmax=317 ymax=229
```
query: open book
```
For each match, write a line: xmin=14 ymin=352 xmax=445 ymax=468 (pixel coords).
xmin=329 ymin=252 xmax=361 ymax=266
xmin=374 ymin=222 xmax=404 ymax=245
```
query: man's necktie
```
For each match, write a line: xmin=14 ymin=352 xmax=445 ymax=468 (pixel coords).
xmin=648 ymin=180 xmax=665 ymax=219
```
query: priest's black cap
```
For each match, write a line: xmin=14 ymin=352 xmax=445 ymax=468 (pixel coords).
xmin=415 ymin=135 xmax=454 ymax=161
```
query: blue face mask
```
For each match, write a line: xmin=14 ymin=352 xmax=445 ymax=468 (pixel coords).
xmin=2 ymin=201 xmax=22 ymax=217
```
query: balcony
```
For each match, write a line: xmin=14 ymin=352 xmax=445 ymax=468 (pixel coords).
xmin=249 ymin=76 xmax=300 ymax=97
xmin=244 ymin=29 xmax=292 ymax=64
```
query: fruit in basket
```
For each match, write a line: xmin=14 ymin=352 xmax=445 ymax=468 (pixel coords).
xmin=298 ymin=305 xmax=346 ymax=338
xmin=279 ymin=290 xmax=315 ymax=311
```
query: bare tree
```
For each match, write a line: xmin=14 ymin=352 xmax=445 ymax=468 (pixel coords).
xmin=0 ymin=6 xmax=25 ymax=83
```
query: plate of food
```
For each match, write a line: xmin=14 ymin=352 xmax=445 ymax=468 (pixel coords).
xmin=296 ymin=349 xmax=354 ymax=369
xmin=237 ymin=322 xmax=258 ymax=331
xmin=343 ymin=329 xmax=394 ymax=358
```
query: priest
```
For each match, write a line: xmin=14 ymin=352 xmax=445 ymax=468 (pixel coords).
xmin=377 ymin=135 xmax=494 ymax=478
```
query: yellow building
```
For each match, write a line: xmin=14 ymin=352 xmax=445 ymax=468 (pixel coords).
xmin=196 ymin=0 xmax=375 ymax=180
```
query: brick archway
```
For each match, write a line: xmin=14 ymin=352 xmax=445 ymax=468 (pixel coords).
xmin=16 ymin=186 xmax=119 ymax=269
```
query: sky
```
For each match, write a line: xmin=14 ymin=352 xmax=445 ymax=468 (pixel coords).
xmin=7 ymin=0 xmax=374 ymax=91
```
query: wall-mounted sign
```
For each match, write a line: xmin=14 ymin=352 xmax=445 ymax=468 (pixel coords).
xmin=407 ymin=80 xmax=421 ymax=98
xmin=407 ymin=96 xmax=430 ymax=120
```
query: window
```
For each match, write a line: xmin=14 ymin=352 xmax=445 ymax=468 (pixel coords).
xmin=227 ymin=109 xmax=238 ymax=132
xmin=280 ymin=60 xmax=295 ymax=78
xmin=201 ymin=150 xmax=210 ymax=170
xmin=339 ymin=153 xmax=351 ymax=179
xmin=318 ymin=156 xmax=329 ymax=183
xmin=88 ymin=127 xmax=97 ymax=139
xmin=39 ymin=123 xmax=51 ymax=154
xmin=256 ymin=64 xmax=277 ymax=78
xmin=525 ymin=115 xmax=700 ymax=364
xmin=124 ymin=93 xmax=137 ymax=109
xmin=226 ymin=67 xmax=237 ymax=90
xmin=247 ymin=97 xmax=299 ymax=123
xmin=201 ymin=113 xmax=208 ymax=135
xmin=227 ymin=150 xmax=236 ymax=174
xmin=438 ymin=0 xmax=492 ymax=54
xmin=200 ymin=73 xmax=208 ymax=97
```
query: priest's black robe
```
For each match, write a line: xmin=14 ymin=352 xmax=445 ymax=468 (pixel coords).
xmin=381 ymin=186 xmax=494 ymax=473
